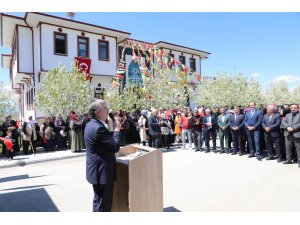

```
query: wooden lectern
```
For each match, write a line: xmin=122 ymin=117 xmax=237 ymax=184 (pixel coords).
xmin=111 ymin=144 xmax=163 ymax=212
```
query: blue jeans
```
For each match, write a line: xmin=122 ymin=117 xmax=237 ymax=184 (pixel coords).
xmin=182 ymin=129 xmax=192 ymax=149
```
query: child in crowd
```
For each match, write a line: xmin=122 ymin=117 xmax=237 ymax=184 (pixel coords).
xmin=5 ymin=129 xmax=14 ymax=160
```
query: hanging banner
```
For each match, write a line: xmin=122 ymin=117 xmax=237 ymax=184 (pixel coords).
xmin=75 ymin=57 xmax=91 ymax=80
xmin=128 ymin=60 xmax=143 ymax=87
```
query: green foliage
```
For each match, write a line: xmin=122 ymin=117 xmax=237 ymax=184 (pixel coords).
xmin=0 ymin=83 xmax=19 ymax=119
xmin=35 ymin=63 xmax=94 ymax=117
xmin=195 ymin=73 xmax=265 ymax=108
xmin=264 ymin=80 xmax=293 ymax=105
xmin=291 ymin=85 xmax=300 ymax=103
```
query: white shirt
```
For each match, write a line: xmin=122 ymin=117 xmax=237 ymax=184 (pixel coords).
xmin=221 ymin=115 xmax=225 ymax=123
xmin=100 ymin=120 xmax=109 ymax=130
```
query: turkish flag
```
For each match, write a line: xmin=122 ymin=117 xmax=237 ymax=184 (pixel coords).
xmin=0 ymin=137 xmax=14 ymax=151
xmin=75 ymin=57 xmax=91 ymax=80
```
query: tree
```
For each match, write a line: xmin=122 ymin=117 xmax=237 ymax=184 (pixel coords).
xmin=194 ymin=73 xmax=264 ymax=108
xmin=35 ymin=63 xmax=94 ymax=118
xmin=291 ymin=84 xmax=300 ymax=104
xmin=0 ymin=83 xmax=19 ymax=120
xmin=245 ymin=78 xmax=264 ymax=107
xmin=106 ymin=65 xmax=192 ymax=112
xmin=264 ymin=80 xmax=292 ymax=105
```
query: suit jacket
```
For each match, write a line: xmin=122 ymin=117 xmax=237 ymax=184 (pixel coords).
xmin=149 ymin=115 xmax=162 ymax=136
xmin=244 ymin=109 xmax=263 ymax=130
xmin=281 ymin=112 xmax=300 ymax=138
xmin=229 ymin=114 xmax=245 ymax=131
xmin=84 ymin=118 xmax=121 ymax=185
xmin=203 ymin=114 xmax=217 ymax=131
xmin=217 ymin=114 xmax=230 ymax=131
xmin=262 ymin=113 xmax=282 ymax=138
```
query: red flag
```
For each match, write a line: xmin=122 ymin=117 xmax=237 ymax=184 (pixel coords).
xmin=118 ymin=65 xmax=126 ymax=70
xmin=75 ymin=57 xmax=91 ymax=80
xmin=116 ymin=74 xmax=125 ymax=79
xmin=185 ymin=66 xmax=189 ymax=75
xmin=196 ymin=74 xmax=202 ymax=81
xmin=0 ymin=137 xmax=13 ymax=151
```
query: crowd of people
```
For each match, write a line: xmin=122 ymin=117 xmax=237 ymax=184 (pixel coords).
xmin=1 ymin=102 xmax=300 ymax=168
xmin=0 ymin=111 xmax=92 ymax=159
xmin=136 ymin=102 xmax=300 ymax=168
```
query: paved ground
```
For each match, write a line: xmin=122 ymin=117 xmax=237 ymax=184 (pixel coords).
xmin=1 ymin=143 xmax=300 ymax=212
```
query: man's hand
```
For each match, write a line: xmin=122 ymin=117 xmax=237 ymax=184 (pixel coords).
xmin=115 ymin=118 xmax=121 ymax=131
xmin=287 ymin=127 xmax=294 ymax=133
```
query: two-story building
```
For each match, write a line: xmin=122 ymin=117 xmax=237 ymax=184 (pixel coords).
xmin=0 ymin=12 xmax=210 ymax=120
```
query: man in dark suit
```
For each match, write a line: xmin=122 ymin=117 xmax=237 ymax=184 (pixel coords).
xmin=229 ymin=106 xmax=245 ymax=155
xmin=217 ymin=107 xmax=230 ymax=153
xmin=281 ymin=104 xmax=300 ymax=167
xmin=149 ymin=109 xmax=162 ymax=148
xmin=262 ymin=104 xmax=283 ymax=162
xmin=203 ymin=108 xmax=217 ymax=152
xmin=84 ymin=100 xmax=122 ymax=212
xmin=244 ymin=102 xmax=263 ymax=161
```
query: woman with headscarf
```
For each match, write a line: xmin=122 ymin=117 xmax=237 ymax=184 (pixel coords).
xmin=54 ymin=114 xmax=67 ymax=150
xmin=69 ymin=111 xmax=83 ymax=152
xmin=138 ymin=110 xmax=149 ymax=146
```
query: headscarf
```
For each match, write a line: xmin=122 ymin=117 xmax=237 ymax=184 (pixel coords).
xmin=141 ymin=110 xmax=148 ymax=117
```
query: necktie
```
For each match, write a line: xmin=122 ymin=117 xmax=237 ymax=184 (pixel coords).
xmin=235 ymin=114 xmax=238 ymax=121
xmin=251 ymin=110 xmax=254 ymax=116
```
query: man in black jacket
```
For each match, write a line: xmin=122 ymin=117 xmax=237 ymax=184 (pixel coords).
xmin=190 ymin=109 xmax=203 ymax=151
xmin=149 ymin=109 xmax=162 ymax=148
xmin=262 ymin=105 xmax=283 ymax=162
xmin=84 ymin=99 xmax=121 ymax=212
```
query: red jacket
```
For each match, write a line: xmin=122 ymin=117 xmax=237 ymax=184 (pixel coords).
xmin=181 ymin=115 xmax=191 ymax=130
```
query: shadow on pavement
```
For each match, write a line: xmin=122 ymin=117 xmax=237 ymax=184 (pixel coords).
xmin=0 ymin=184 xmax=54 ymax=192
xmin=0 ymin=174 xmax=48 ymax=183
xmin=0 ymin=188 xmax=59 ymax=212
xmin=164 ymin=206 xmax=182 ymax=212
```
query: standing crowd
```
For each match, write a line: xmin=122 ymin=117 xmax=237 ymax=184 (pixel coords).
xmin=138 ymin=102 xmax=300 ymax=168
xmin=1 ymin=102 xmax=300 ymax=168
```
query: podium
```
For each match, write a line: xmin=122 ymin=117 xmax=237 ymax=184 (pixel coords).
xmin=111 ymin=144 xmax=163 ymax=212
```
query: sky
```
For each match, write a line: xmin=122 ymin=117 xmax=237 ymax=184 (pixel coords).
xmin=1 ymin=12 xmax=300 ymax=89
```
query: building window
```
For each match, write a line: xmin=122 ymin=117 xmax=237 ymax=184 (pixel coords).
xmin=98 ymin=40 xmax=109 ymax=61
xmin=168 ymin=53 xmax=175 ymax=69
xmin=190 ymin=58 xmax=196 ymax=71
xmin=54 ymin=32 xmax=67 ymax=55
xmin=78 ymin=36 xmax=89 ymax=58
xmin=179 ymin=55 xmax=186 ymax=65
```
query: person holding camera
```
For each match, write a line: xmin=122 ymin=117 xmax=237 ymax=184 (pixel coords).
xmin=160 ymin=113 xmax=171 ymax=150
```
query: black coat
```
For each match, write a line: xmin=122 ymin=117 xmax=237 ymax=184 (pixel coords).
xmin=149 ymin=116 xmax=162 ymax=136
xmin=262 ymin=113 xmax=282 ymax=138
xmin=84 ymin=118 xmax=121 ymax=185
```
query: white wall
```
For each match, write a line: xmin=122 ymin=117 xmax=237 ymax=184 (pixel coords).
xmin=40 ymin=24 xmax=117 ymax=76
xmin=18 ymin=26 xmax=33 ymax=73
